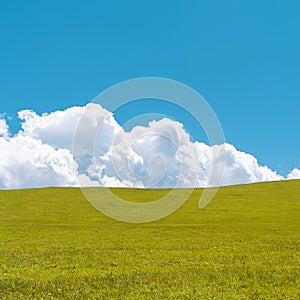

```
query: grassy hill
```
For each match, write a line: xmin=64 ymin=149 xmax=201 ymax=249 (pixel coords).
xmin=0 ymin=180 xmax=299 ymax=299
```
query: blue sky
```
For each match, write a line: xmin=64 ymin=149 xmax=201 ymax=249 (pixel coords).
xmin=0 ymin=0 xmax=299 ymax=176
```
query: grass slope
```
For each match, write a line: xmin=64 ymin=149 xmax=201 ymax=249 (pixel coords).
xmin=0 ymin=180 xmax=299 ymax=299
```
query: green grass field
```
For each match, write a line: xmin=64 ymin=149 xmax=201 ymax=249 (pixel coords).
xmin=0 ymin=180 xmax=299 ymax=299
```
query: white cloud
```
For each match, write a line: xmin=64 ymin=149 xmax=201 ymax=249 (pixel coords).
xmin=77 ymin=174 xmax=100 ymax=187
xmin=287 ymin=168 xmax=300 ymax=180
xmin=18 ymin=106 xmax=84 ymax=150
xmin=0 ymin=104 xmax=298 ymax=189
xmin=220 ymin=143 xmax=284 ymax=185
xmin=95 ymin=118 xmax=199 ymax=188
xmin=0 ymin=117 xmax=9 ymax=138
xmin=0 ymin=135 xmax=76 ymax=189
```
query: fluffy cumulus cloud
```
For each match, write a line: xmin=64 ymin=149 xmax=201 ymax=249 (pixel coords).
xmin=0 ymin=135 xmax=76 ymax=189
xmin=0 ymin=104 xmax=299 ymax=189
xmin=18 ymin=106 xmax=85 ymax=150
xmin=93 ymin=118 xmax=199 ymax=188
xmin=219 ymin=144 xmax=285 ymax=185
xmin=0 ymin=117 xmax=9 ymax=138
xmin=287 ymin=168 xmax=300 ymax=179
xmin=0 ymin=111 xmax=80 ymax=189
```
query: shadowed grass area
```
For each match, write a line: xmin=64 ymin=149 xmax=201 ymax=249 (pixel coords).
xmin=0 ymin=180 xmax=299 ymax=299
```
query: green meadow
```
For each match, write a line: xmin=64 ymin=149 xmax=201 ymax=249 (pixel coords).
xmin=0 ymin=180 xmax=299 ymax=299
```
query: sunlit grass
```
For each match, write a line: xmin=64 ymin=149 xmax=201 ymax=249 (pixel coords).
xmin=0 ymin=180 xmax=299 ymax=299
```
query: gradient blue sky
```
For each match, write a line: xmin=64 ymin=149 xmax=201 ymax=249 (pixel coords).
xmin=0 ymin=0 xmax=299 ymax=175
